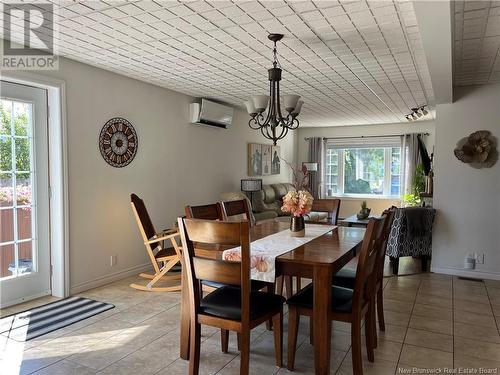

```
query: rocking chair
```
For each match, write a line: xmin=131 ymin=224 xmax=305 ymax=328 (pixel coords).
xmin=130 ymin=193 xmax=182 ymax=292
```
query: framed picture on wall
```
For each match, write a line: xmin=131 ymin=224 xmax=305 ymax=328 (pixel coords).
xmin=248 ymin=143 xmax=262 ymax=176
xmin=271 ymin=145 xmax=280 ymax=174
xmin=248 ymin=143 xmax=280 ymax=176
xmin=262 ymin=145 xmax=272 ymax=175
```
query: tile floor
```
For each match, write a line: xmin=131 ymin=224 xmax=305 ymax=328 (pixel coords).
xmin=1 ymin=272 xmax=500 ymax=375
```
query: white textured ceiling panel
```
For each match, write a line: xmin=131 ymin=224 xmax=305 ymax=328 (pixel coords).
xmin=1 ymin=0 xmax=436 ymax=127
xmin=454 ymin=0 xmax=500 ymax=86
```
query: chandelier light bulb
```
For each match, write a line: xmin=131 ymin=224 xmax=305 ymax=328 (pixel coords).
xmin=252 ymin=95 xmax=269 ymax=113
xmin=283 ymin=94 xmax=300 ymax=112
xmin=244 ymin=100 xmax=257 ymax=116
xmin=421 ymin=107 xmax=428 ymax=115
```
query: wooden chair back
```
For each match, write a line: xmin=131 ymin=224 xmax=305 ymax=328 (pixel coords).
xmin=177 ymin=218 xmax=251 ymax=323
xmin=220 ymin=199 xmax=253 ymax=225
xmin=352 ymin=217 xmax=385 ymax=312
xmin=185 ymin=203 xmax=223 ymax=221
xmin=131 ymin=193 xmax=159 ymax=251
xmin=311 ymin=199 xmax=341 ymax=225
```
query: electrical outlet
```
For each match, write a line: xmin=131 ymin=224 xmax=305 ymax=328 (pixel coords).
xmin=476 ymin=253 xmax=485 ymax=264
xmin=110 ymin=255 xmax=118 ymax=267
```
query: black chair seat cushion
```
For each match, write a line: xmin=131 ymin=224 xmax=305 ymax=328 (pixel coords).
xmin=200 ymin=286 xmax=285 ymax=321
xmin=201 ymin=280 xmax=269 ymax=291
xmin=332 ymin=267 xmax=356 ymax=289
xmin=287 ymin=284 xmax=355 ymax=313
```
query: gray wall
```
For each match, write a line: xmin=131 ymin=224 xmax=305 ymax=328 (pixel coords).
xmin=432 ymin=83 xmax=500 ymax=279
xmin=26 ymin=57 xmax=295 ymax=292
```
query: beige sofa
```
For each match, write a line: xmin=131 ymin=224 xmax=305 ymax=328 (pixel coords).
xmin=252 ymin=183 xmax=329 ymax=223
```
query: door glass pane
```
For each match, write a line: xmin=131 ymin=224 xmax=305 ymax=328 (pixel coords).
xmin=0 ymin=99 xmax=35 ymax=280
xmin=15 ymin=138 xmax=31 ymax=172
xmin=1 ymin=243 xmax=15 ymax=278
xmin=0 ymin=100 xmax=12 ymax=135
xmin=0 ymin=137 xmax=12 ymax=171
xmin=18 ymin=241 xmax=33 ymax=274
xmin=13 ymin=101 xmax=30 ymax=136
xmin=17 ymin=208 xmax=32 ymax=240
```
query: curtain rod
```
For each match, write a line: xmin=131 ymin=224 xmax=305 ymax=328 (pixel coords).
xmin=304 ymin=132 xmax=430 ymax=141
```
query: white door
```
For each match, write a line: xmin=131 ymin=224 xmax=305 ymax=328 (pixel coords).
xmin=0 ymin=80 xmax=50 ymax=307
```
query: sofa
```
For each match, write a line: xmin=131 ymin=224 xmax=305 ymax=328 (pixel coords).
xmin=251 ymin=183 xmax=330 ymax=223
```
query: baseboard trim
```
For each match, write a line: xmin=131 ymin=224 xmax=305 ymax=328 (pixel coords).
xmin=431 ymin=266 xmax=500 ymax=281
xmin=70 ymin=263 xmax=153 ymax=295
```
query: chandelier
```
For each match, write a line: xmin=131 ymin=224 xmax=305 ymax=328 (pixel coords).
xmin=244 ymin=34 xmax=303 ymax=145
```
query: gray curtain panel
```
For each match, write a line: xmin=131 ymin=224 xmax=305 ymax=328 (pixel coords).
xmin=401 ymin=133 xmax=424 ymax=195
xmin=308 ymin=137 xmax=323 ymax=199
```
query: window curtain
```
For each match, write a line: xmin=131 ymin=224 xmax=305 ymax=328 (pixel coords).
xmin=401 ymin=133 xmax=426 ymax=195
xmin=308 ymin=137 xmax=324 ymax=199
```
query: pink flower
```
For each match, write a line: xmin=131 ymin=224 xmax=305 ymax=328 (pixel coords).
xmin=281 ymin=190 xmax=313 ymax=217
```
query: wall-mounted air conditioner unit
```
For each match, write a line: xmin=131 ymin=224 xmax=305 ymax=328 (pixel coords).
xmin=189 ymin=99 xmax=233 ymax=129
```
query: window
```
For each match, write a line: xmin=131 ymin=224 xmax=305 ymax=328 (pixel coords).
xmin=324 ymin=140 xmax=402 ymax=197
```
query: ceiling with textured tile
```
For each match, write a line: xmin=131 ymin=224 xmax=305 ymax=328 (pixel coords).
xmin=454 ymin=0 xmax=500 ymax=86
xmin=1 ymin=0 xmax=436 ymax=127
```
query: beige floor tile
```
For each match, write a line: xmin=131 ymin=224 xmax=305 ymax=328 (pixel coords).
xmin=485 ymin=279 xmax=500 ymax=289
xmin=454 ymin=299 xmax=494 ymax=315
xmin=369 ymin=337 xmax=403 ymax=362
xmin=415 ymin=294 xmax=452 ymax=309
xmin=383 ymin=290 xmax=417 ymax=303
xmin=337 ymin=350 xmax=398 ymax=375
xmin=67 ymin=340 xmax=138 ymax=371
xmin=417 ymin=287 xmax=452 ymax=299
xmin=379 ymin=310 xmax=411 ymax=327
xmin=454 ymin=353 xmax=500 ymax=371
xmin=32 ymin=359 xmax=96 ymax=375
xmin=454 ymin=309 xmax=498 ymax=328
xmin=404 ymin=328 xmax=453 ymax=352
xmin=412 ymin=303 xmax=453 ymax=321
xmin=382 ymin=298 xmax=414 ymax=314
xmin=409 ymin=315 xmax=453 ymax=335
xmin=373 ymin=323 xmax=407 ymax=343
xmin=453 ymin=291 xmax=490 ymax=304
xmin=454 ymin=321 xmax=500 ymax=344
xmin=399 ymin=344 xmax=452 ymax=369
xmin=454 ymin=336 xmax=500 ymax=361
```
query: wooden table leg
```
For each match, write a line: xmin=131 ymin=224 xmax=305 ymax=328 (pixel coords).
xmin=313 ymin=265 xmax=332 ymax=375
xmin=180 ymin=264 xmax=190 ymax=360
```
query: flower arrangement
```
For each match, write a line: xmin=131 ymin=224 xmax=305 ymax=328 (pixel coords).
xmin=281 ymin=190 xmax=313 ymax=217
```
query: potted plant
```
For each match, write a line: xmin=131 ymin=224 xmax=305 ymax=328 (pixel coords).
xmin=357 ymin=200 xmax=371 ymax=220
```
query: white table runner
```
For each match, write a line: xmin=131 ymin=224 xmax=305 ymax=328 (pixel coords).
xmin=222 ymin=224 xmax=336 ymax=282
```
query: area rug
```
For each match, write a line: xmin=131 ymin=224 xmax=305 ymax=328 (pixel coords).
xmin=0 ymin=296 xmax=114 ymax=341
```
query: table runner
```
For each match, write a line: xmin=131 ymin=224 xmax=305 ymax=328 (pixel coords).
xmin=222 ymin=224 xmax=336 ymax=282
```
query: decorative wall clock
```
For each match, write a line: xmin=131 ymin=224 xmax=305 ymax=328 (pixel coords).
xmin=99 ymin=117 xmax=138 ymax=168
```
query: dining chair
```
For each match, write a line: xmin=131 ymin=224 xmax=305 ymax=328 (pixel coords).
xmin=185 ymin=203 xmax=223 ymax=221
xmin=129 ymin=193 xmax=181 ymax=292
xmin=332 ymin=208 xmax=395 ymax=341
xmin=286 ymin=217 xmax=384 ymax=375
xmin=220 ymin=199 xmax=254 ymax=226
xmin=185 ymin=203 xmax=271 ymax=348
xmin=178 ymin=217 xmax=285 ymax=375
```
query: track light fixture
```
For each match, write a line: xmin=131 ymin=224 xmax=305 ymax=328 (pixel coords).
xmin=406 ymin=106 xmax=429 ymax=122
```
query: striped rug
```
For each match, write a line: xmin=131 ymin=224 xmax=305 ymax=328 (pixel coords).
xmin=0 ymin=296 xmax=114 ymax=341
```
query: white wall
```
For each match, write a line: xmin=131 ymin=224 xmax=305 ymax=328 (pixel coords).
xmin=24 ymin=58 xmax=295 ymax=292
xmin=296 ymin=121 xmax=436 ymax=218
xmin=432 ymin=83 xmax=500 ymax=280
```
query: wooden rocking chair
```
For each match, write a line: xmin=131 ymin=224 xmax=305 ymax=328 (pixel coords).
xmin=130 ymin=193 xmax=182 ymax=292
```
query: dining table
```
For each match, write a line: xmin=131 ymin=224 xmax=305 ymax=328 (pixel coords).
xmin=179 ymin=220 xmax=366 ymax=375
